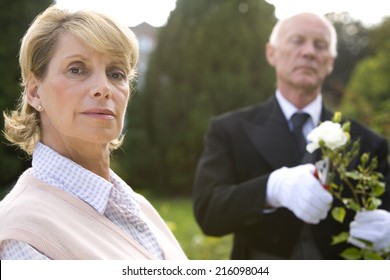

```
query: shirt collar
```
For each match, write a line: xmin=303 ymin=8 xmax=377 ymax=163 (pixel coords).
xmin=275 ymin=90 xmax=322 ymax=127
xmin=31 ymin=142 xmax=113 ymax=214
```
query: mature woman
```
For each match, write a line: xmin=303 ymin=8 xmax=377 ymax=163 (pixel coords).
xmin=0 ymin=5 xmax=187 ymax=260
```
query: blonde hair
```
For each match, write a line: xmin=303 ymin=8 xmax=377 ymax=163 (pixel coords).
xmin=3 ymin=5 xmax=139 ymax=155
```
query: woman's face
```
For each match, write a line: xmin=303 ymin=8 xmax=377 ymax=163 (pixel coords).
xmin=28 ymin=32 xmax=130 ymax=152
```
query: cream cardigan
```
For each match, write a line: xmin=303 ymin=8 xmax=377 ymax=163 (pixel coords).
xmin=0 ymin=170 xmax=187 ymax=260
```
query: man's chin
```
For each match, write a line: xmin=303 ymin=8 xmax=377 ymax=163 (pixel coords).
xmin=294 ymin=77 xmax=317 ymax=87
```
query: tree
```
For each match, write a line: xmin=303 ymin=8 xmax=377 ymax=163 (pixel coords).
xmin=116 ymin=0 xmax=277 ymax=195
xmin=341 ymin=40 xmax=390 ymax=139
xmin=324 ymin=12 xmax=370 ymax=108
xmin=366 ymin=16 xmax=390 ymax=53
xmin=339 ymin=16 xmax=390 ymax=140
xmin=0 ymin=0 xmax=53 ymax=197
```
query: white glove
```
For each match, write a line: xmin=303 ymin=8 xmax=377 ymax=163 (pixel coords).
xmin=266 ymin=164 xmax=333 ymax=224
xmin=349 ymin=210 xmax=390 ymax=252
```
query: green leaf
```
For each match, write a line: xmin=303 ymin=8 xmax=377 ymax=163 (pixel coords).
xmin=341 ymin=121 xmax=350 ymax=132
xmin=340 ymin=247 xmax=363 ymax=260
xmin=345 ymin=170 xmax=360 ymax=180
xmin=331 ymin=231 xmax=349 ymax=245
xmin=360 ymin=153 xmax=370 ymax=165
xmin=329 ymin=182 xmax=339 ymax=191
xmin=371 ymin=182 xmax=385 ymax=196
xmin=343 ymin=199 xmax=361 ymax=211
xmin=332 ymin=112 xmax=342 ymax=123
xmin=331 ymin=207 xmax=346 ymax=223
xmin=372 ymin=197 xmax=382 ymax=208
xmin=363 ymin=251 xmax=384 ymax=260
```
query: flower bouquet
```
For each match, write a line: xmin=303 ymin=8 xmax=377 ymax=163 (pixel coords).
xmin=306 ymin=112 xmax=387 ymax=259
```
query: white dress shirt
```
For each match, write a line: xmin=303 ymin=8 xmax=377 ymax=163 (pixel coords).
xmin=275 ymin=90 xmax=322 ymax=137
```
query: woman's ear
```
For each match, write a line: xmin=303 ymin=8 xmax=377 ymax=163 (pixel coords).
xmin=25 ymin=76 xmax=42 ymax=110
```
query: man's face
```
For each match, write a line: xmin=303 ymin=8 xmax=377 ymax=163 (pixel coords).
xmin=266 ymin=14 xmax=335 ymax=92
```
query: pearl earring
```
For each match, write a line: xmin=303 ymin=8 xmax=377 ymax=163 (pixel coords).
xmin=36 ymin=104 xmax=42 ymax=111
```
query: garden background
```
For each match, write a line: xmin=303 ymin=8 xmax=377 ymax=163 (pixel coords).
xmin=1 ymin=0 xmax=390 ymax=259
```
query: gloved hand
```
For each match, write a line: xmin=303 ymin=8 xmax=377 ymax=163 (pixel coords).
xmin=348 ymin=210 xmax=390 ymax=252
xmin=266 ymin=164 xmax=333 ymax=224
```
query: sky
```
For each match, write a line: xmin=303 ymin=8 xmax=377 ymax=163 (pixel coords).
xmin=55 ymin=0 xmax=390 ymax=27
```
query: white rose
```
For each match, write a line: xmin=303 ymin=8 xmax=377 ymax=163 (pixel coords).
xmin=306 ymin=121 xmax=349 ymax=153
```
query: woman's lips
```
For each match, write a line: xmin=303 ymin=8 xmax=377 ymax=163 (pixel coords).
xmin=81 ymin=108 xmax=115 ymax=120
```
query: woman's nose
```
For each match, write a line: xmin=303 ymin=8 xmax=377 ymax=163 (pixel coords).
xmin=92 ymin=89 xmax=112 ymax=98
xmin=90 ymin=73 xmax=112 ymax=98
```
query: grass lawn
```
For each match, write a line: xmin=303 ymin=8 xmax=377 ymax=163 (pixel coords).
xmin=149 ymin=196 xmax=232 ymax=260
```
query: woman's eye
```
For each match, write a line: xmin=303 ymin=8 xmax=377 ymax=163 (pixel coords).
xmin=109 ymin=71 xmax=126 ymax=80
xmin=68 ymin=67 xmax=83 ymax=75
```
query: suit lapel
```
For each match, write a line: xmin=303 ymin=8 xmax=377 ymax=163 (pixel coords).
xmin=241 ymin=97 xmax=300 ymax=169
xmin=241 ymin=97 xmax=334 ymax=168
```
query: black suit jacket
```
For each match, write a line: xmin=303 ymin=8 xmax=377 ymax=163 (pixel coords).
xmin=193 ymin=96 xmax=390 ymax=259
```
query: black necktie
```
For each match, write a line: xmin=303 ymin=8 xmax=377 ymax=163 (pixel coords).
xmin=291 ymin=112 xmax=310 ymax=157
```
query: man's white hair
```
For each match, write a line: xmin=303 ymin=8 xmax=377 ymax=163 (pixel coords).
xmin=268 ymin=13 xmax=338 ymax=58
